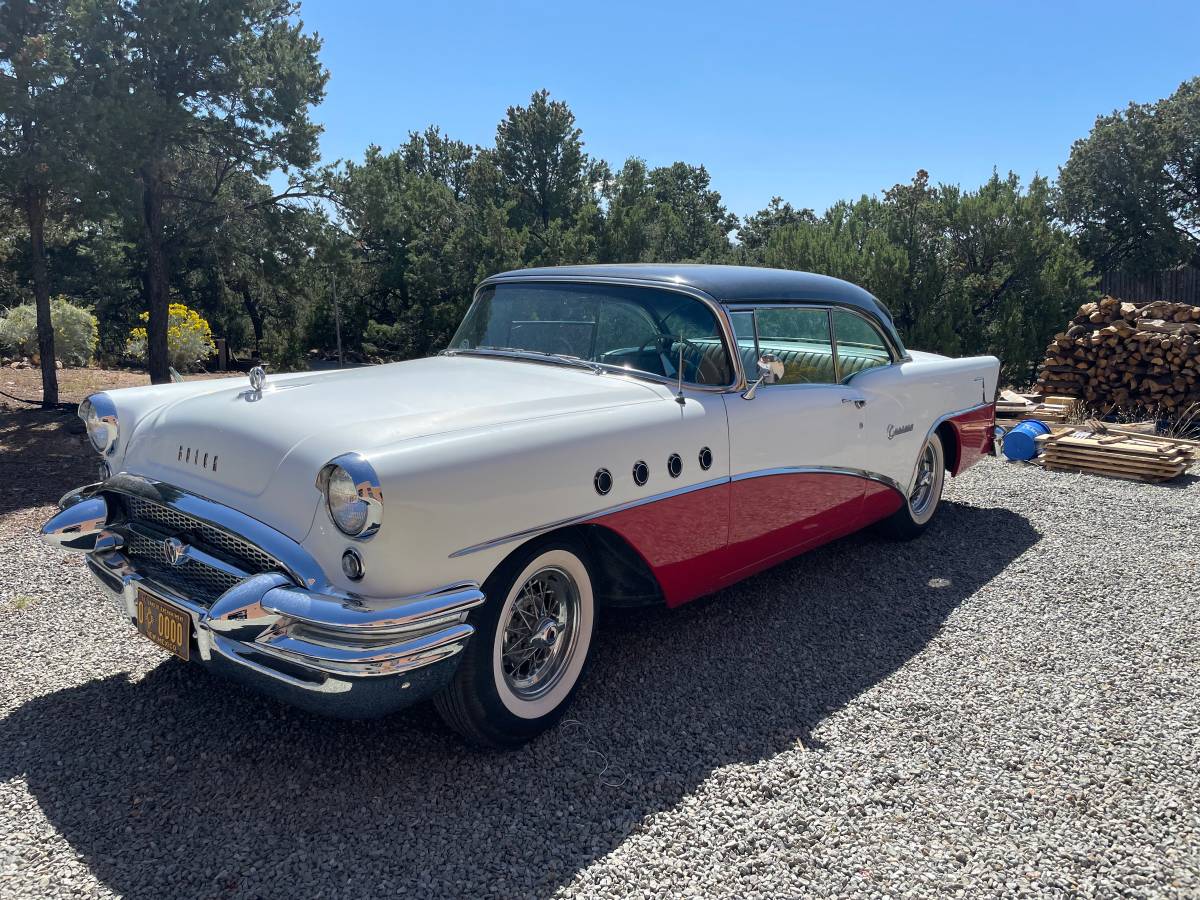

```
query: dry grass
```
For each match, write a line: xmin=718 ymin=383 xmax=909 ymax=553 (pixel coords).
xmin=0 ymin=366 xmax=228 ymax=410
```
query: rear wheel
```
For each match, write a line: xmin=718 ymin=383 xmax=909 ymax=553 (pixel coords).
xmin=434 ymin=537 xmax=595 ymax=748
xmin=878 ymin=432 xmax=945 ymax=540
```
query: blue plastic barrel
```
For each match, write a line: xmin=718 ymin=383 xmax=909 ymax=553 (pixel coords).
xmin=1002 ymin=419 xmax=1051 ymax=461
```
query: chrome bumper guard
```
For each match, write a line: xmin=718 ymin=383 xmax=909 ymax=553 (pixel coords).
xmin=43 ymin=480 xmax=485 ymax=701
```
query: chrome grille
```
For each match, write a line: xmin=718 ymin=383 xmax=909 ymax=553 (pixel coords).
xmin=124 ymin=496 xmax=281 ymax=573
xmin=118 ymin=495 xmax=286 ymax=605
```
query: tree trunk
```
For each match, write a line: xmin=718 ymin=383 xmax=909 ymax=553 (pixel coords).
xmin=238 ymin=281 xmax=264 ymax=356
xmin=140 ymin=163 xmax=171 ymax=384
xmin=24 ymin=187 xmax=59 ymax=407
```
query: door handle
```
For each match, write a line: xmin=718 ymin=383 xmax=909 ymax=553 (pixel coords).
xmin=842 ymin=398 xmax=867 ymax=409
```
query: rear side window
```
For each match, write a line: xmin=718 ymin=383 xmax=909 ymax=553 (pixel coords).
xmin=832 ymin=308 xmax=892 ymax=382
xmin=748 ymin=307 xmax=837 ymax=385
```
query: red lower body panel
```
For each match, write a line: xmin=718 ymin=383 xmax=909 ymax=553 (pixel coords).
xmin=946 ymin=403 xmax=996 ymax=474
xmin=596 ymin=482 xmax=732 ymax=608
xmin=593 ymin=471 xmax=904 ymax=607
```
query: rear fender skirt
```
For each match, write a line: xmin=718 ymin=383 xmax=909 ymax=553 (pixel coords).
xmin=940 ymin=403 xmax=996 ymax=476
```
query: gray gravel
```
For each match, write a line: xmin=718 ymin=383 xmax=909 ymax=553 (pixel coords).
xmin=2 ymin=438 xmax=1198 ymax=898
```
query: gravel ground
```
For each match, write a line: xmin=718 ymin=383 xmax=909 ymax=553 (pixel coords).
xmin=1 ymin=411 xmax=1198 ymax=898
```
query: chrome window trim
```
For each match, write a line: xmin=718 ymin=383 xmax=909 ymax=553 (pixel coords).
xmin=829 ymin=306 xmax=899 ymax=384
xmin=723 ymin=301 xmax=911 ymax=371
xmin=467 ymin=275 xmax=746 ymax=392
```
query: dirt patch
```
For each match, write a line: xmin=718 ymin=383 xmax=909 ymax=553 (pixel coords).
xmin=0 ymin=366 xmax=230 ymax=410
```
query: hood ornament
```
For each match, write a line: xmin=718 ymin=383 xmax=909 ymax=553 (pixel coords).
xmin=248 ymin=366 xmax=266 ymax=392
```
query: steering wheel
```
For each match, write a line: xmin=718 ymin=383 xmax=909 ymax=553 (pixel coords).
xmin=635 ymin=335 xmax=706 ymax=383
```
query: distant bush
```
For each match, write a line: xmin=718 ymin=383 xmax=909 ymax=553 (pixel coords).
xmin=126 ymin=303 xmax=215 ymax=372
xmin=0 ymin=297 xmax=99 ymax=366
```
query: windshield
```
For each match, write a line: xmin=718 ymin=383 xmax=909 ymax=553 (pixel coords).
xmin=448 ymin=282 xmax=735 ymax=386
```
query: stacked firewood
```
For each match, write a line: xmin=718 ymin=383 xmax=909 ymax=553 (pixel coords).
xmin=1036 ymin=296 xmax=1200 ymax=410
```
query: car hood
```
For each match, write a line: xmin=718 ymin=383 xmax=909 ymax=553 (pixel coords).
xmin=118 ymin=355 xmax=665 ymax=540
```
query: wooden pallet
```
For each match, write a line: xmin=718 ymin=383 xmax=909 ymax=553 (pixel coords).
xmin=1035 ymin=428 xmax=1196 ymax=483
xmin=996 ymin=390 xmax=1078 ymax=427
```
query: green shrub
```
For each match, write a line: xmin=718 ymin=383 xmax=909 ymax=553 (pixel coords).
xmin=0 ymin=296 xmax=99 ymax=366
xmin=126 ymin=303 xmax=216 ymax=372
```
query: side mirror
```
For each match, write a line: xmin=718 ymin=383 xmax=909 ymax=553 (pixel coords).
xmin=742 ymin=353 xmax=784 ymax=400
xmin=758 ymin=353 xmax=785 ymax=382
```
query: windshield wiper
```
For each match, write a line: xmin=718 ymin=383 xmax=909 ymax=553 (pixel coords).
xmin=446 ymin=345 xmax=603 ymax=375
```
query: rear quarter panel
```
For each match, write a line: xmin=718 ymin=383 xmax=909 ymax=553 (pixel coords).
xmin=852 ymin=353 xmax=1000 ymax=490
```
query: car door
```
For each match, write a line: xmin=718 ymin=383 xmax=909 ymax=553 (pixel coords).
xmin=721 ymin=305 xmax=868 ymax=581
xmin=827 ymin=307 xmax=912 ymax=522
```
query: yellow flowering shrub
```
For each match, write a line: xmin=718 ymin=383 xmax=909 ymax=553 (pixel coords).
xmin=126 ymin=303 xmax=216 ymax=372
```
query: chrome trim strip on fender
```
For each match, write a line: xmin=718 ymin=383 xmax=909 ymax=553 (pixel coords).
xmin=729 ymin=466 xmax=906 ymax=496
xmin=449 ymin=405 xmax=993 ymax=562
xmin=449 ymin=475 xmax=731 ymax=558
xmin=450 ymin=464 xmax=909 ymax=559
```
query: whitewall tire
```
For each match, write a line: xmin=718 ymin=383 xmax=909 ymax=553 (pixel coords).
xmin=878 ymin=432 xmax=946 ymax=540
xmin=435 ymin=537 xmax=595 ymax=747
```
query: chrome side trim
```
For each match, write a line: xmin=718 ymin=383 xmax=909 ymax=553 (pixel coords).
xmin=450 ymin=463 xmax=923 ymax=559
xmin=730 ymin=466 xmax=906 ymax=496
xmin=448 ymin=476 xmax=731 ymax=558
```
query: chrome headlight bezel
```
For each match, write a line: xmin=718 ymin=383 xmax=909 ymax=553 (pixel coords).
xmin=316 ymin=452 xmax=383 ymax=539
xmin=79 ymin=393 xmax=119 ymax=455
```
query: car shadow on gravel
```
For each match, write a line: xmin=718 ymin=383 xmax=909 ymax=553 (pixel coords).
xmin=0 ymin=500 xmax=1038 ymax=899
xmin=0 ymin=409 xmax=95 ymax=518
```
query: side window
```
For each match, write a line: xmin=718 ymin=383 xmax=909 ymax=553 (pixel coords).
xmin=753 ymin=308 xmax=836 ymax=385
xmin=832 ymin=308 xmax=892 ymax=382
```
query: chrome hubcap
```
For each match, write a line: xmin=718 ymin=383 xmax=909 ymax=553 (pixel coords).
xmin=501 ymin=566 xmax=580 ymax=700
xmin=910 ymin=443 xmax=938 ymax=515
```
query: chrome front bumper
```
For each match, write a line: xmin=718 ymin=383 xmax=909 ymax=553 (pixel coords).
xmin=42 ymin=479 xmax=485 ymax=717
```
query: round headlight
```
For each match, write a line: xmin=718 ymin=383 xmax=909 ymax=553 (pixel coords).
xmin=80 ymin=394 xmax=119 ymax=455
xmin=319 ymin=453 xmax=383 ymax=539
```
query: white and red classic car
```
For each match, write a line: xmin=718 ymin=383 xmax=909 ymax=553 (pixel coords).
xmin=42 ymin=265 xmax=998 ymax=746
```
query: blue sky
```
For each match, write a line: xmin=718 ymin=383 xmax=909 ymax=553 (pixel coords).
xmin=295 ymin=0 xmax=1200 ymax=218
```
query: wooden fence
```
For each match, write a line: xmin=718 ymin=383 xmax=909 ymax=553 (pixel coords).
xmin=1099 ymin=267 xmax=1200 ymax=305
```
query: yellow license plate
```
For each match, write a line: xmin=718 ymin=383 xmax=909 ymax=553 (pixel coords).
xmin=135 ymin=589 xmax=191 ymax=661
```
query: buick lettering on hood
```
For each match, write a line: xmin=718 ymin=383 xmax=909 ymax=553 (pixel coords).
xmin=42 ymin=265 xmax=999 ymax=747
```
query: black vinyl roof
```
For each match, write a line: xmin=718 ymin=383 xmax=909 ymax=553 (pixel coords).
xmin=484 ymin=264 xmax=903 ymax=350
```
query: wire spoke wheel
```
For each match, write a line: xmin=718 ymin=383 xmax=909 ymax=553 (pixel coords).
xmin=499 ymin=565 xmax=581 ymax=701
xmin=909 ymin=442 xmax=938 ymax=516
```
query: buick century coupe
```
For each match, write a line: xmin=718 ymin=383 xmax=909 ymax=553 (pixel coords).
xmin=42 ymin=265 xmax=998 ymax=746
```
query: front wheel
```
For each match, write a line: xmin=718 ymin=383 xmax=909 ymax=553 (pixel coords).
xmin=434 ymin=537 xmax=595 ymax=748
xmin=877 ymin=432 xmax=945 ymax=540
